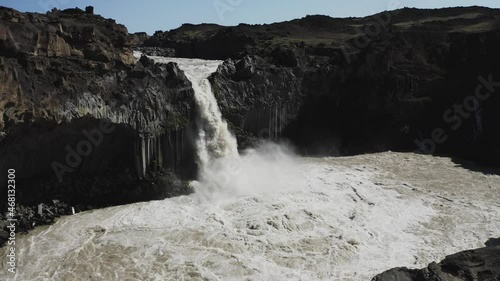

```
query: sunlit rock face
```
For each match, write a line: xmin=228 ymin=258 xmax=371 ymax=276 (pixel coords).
xmin=0 ymin=7 xmax=194 ymax=136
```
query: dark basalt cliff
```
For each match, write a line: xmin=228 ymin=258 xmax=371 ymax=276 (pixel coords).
xmin=0 ymin=7 xmax=198 ymax=223
xmin=144 ymin=6 xmax=500 ymax=163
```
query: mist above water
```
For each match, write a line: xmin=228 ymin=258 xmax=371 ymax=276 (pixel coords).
xmin=193 ymin=142 xmax=304 ymax=200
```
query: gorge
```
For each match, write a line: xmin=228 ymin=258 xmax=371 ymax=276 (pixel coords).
xmin=0 ymin=5 xmax=499 ymax=281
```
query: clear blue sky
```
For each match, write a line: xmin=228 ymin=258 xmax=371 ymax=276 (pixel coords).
xmin=1 ymin=0 xmax=500 ymax=34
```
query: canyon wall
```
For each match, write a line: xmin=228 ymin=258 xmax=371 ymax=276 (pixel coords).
xmin=145 ymin=7 xmax=500 ymax=164
xmin=0 ymin=7 xmax=197 ymax=208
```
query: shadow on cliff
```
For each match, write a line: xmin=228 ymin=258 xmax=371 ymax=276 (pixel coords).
xmin=0 ymin=117 xmax=197 ymax=209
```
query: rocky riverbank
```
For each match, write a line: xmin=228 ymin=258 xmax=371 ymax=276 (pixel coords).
xmin=373 ymin=241 xmax=500 ymax=280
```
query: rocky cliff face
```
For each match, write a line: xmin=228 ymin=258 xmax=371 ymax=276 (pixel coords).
xmin=0 ymin=7 xmax=197 ymax=211
xmin=144 ymin=7 xmax=500 ymax=164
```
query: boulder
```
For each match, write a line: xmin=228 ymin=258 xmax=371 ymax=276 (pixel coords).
xmin=372 ymin=245 xmax=500 ymax=281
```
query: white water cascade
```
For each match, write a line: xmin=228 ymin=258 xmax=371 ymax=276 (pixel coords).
xmin=148 ymin=56 xmax=246 ymax=196
xmin=149 ymin=56 xmax=238 ymax=167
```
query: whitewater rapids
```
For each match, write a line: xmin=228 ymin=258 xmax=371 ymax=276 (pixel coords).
xmin=1 ymin=152 xmax=499 ymax=281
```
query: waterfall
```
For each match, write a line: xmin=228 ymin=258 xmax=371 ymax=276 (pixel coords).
xmin=149 ymin=56 xmax=239 ymax=168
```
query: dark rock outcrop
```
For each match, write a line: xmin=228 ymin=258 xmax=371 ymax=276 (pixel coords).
xmin=372 ymin=243 xmax=500 ymax=281
xmin=142 ymin=23 xmax=255 ymax=59
xmin=209 ymin=55 xmax=304 ymax=149
xmin=0 ymin=7 xmax=198 ymax=245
